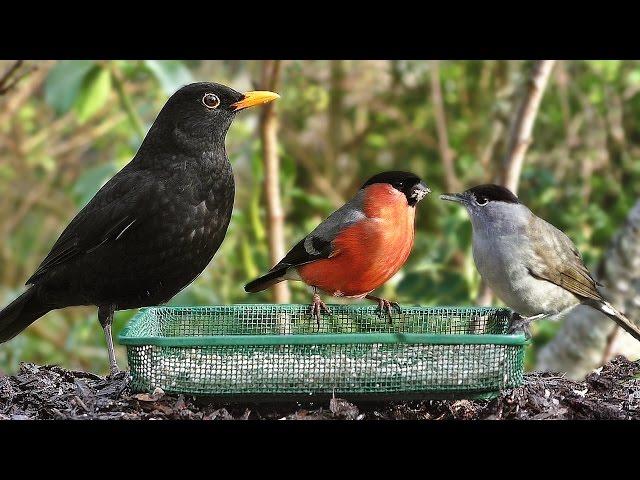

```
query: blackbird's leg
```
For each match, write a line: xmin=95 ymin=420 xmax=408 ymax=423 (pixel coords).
xmin=98 ymin=304 xmax=119 ymax=377
xmin=365 ymin=295 xmax=401 ymax=324
xmin=310 ymin=287 xmax=331 ymax=331
xmin=507 ymin=312 xmax=546 ymax=338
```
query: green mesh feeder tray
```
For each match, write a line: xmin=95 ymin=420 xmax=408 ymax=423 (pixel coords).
xmin=118 ymin=305 xmax=527 ymax=400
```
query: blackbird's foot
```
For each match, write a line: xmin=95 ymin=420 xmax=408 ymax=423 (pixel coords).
xmin=366 ymin=295 xmax=401 ymax=324
xmin=107 ymin=364 xmax=121 ymax=379
xmin=310 ymin=290 xmax=331 ymax=331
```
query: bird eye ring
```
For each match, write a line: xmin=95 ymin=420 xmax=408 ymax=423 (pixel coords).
xmin=202 ymin=93 xmax=220 ymax=109
xmin=476 ymin=197 xmax=488 ymax=206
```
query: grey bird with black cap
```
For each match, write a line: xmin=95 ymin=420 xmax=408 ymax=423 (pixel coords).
xmin=441 ymin=184 xmax=640 ymax=342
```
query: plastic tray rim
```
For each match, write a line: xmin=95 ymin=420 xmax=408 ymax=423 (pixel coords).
xmin=118 ymin=305 xmax=528 ymax=347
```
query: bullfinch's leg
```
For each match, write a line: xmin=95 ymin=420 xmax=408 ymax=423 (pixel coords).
xmin=310 ymin=287 xmax=331 ymax=331
xmin=365 ymin=295 xmax=401 ymax=323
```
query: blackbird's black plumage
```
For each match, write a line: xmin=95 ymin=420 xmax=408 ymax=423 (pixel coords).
xmin=0 ymin=82 xmax=278 ymax=374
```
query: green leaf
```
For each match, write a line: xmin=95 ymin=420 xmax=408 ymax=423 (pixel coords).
xmin=144 ymin=60 xmax=193 ymax=96
xmin=74 ymin=67 xmax=112 ymax=123
xmin=44 ymin=60 xmax=94 ymax=114
xmin=366 ymin=133 xmax=387 ymax=148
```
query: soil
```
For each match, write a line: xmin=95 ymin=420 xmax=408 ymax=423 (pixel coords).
xmin=1 ymin=355 xmax=638 ymax=420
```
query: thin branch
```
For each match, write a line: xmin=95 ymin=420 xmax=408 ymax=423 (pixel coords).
xmin=369 ymin=98 xmax=438 ymax=149
xmin=0 ymin=61 xmax=55 ymax=125
xmin=48 ymin=112 xmax=126 ymax=157
xmin=110 ymin=65 xmax=145 ymax=140
xmin=479 ymin=119 xmax=505 ymax=181
xmin=259 ymin=60 xmax=290 ymax=303
xmin=0 ymin=60 xmax=34 ymax=95
xmin=280 ymin=129 xmax=345 ymax=207
xmin=326 ymin=60 xmax=344 ymax=178
xmin=501 ymin=60 xmax=555 ymax=194
xmin=430 ymin=61 xmax=460 ymax=192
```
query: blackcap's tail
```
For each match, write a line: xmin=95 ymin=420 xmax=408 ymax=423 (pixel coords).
xmin=587 ymin=299 xmax=640 ymax=342
xmin=0 ymin=287 xmax=51 ymax=342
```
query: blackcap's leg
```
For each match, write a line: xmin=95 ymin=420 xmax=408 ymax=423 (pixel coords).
xmin=98 ymin=304 xmax=119 ymax=377
xmin=508 ymin=312 xmax=546 ymax=338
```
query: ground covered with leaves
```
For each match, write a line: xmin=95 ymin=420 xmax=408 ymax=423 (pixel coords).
xmin=1 ymin=356 xmax=638 ymax=420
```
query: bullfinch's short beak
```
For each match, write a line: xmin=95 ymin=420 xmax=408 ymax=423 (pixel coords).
xmin=231 ymin=91 xmax=280 ymax=111
xmin=440 ymin=192 xmax=466 ymax=204
xmin=409 ymin=182 xmax=431 ymax=205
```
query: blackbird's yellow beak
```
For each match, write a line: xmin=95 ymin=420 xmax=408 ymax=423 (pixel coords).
xmin=231 ymin=91 xmax=280 ymax=111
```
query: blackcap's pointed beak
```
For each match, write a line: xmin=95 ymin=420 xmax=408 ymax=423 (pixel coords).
xmin=230 ymin=91 xmax=280 ymax=111
xmin=440 ymin=193 xmax=466 ymax=204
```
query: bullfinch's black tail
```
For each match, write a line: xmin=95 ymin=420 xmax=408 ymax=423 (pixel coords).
xmin=244 ymin=268 xmax=288 ymax=293
xmin=0 ymin=287 xmax=51 ymax=343
xmin=587 ymin=299 xmax=640 ymax=343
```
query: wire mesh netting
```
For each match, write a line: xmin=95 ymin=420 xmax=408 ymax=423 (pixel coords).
xmin=119 ymin=305 xmax=527 ymax=398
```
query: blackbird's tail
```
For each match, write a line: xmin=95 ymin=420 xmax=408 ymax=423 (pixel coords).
xmin=0 ymin=287 xmax=51 ymax=343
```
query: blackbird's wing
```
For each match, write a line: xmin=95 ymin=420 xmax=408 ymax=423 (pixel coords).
xmin=26 ymin=166 xmax=155 ymax=285
xmin=525 ymin=215 xmax=603 ymax=301
xmin=270 ymin=190 xmax=367 ymax=271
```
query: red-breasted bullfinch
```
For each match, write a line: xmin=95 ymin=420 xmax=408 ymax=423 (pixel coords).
xmin=244 ymin=171 xmax=430 ymax=325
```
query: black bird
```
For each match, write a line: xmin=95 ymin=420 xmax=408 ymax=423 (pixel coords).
xmin=0 ymin=82 xmax=279 ymax=375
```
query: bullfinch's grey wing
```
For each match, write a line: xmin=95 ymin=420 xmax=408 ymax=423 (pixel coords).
xmin=244 ymin=190 xmax=367 ymax=293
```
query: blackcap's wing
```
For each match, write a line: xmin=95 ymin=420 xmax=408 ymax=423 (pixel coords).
xmin=525 ymin=215 xmax=603 ymax=301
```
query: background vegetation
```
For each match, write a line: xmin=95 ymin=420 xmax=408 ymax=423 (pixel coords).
xmin=0 ymin=60 xmax=638 ymax=376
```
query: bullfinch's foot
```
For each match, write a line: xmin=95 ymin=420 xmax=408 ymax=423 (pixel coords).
xmin=507 ymin=312 xmax=545 ymax=339
xmin=310 ymin=292 xmax=331 ymax=331
xmin=366 ymin=295 xmax=401 ymax=323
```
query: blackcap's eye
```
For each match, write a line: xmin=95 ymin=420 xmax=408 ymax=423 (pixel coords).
xmin=202 ymin=93 xmax=220 ymax=109
xmin=476 ymin=196 xmax=488 ymax=206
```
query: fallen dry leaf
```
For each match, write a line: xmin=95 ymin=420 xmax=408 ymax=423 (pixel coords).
xmin=330 ymin=395 xmax=359 ymax=420
xmin=133 ymin=387 xmax=165 ymax=402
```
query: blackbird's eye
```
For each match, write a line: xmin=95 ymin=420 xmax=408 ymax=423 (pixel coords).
xmin=202 ymin=93 xmax=220 ymax=109
xmin=476 ymin=196 xmax=488 ymax=206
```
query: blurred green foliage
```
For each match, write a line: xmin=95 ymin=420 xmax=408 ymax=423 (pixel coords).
xmin=0 ymin=60 xmax=639 ymax=375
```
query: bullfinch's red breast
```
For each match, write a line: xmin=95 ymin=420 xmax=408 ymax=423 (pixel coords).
xmin=245 ymin=171 xmax=430 ymax=324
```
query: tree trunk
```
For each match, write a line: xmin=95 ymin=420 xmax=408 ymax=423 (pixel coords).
xmin=430 ymin=61 xmax=460 ymax=193
xmin=501 ymin=60 xmax=555 ymax=194
xmin=327 ymin=60 xmax=344 ymax=180
xmin=536 ymin=200 xmax=640 ymax=379
xmin=259 ymin=60 xmax=290 ymax=303
xmin=476 ymin=61 xmax=554 ymax=305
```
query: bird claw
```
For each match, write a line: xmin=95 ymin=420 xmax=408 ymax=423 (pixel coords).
xmin=310 ymin=293 xmax=331 ymax=331
xmin=507 ymin=313 xmax=545 ymax=339
xmin=368 ymin=296 xmax=401 ymax=324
